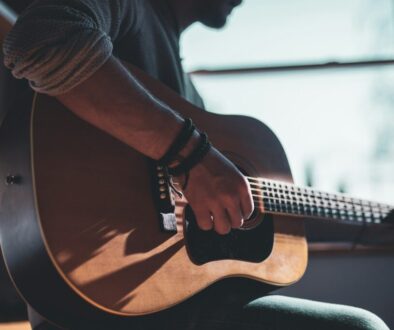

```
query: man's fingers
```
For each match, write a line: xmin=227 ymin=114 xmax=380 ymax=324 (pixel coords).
xmin=211 ymin=208 xmax=232 ymax=235
xmin=226 ymin=205 xmax=244 ymax=229
xmin=194 ymin=209 xmax=213 ymax=231
xmin=240 ymin=179 xmax=254 ymax=219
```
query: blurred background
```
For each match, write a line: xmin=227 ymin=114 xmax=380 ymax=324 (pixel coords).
xmin=180 ymin=2 xmax=394 ymax=327
xmin=181 ymin=0 xmax=394 ymax=204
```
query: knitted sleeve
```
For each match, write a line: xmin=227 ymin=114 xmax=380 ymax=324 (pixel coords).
xmin=3 ymin=0 xmax=140 ymax=95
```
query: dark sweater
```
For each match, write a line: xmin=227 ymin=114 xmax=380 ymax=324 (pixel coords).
xmin=3 ymin=0 xmax=204 ymax=107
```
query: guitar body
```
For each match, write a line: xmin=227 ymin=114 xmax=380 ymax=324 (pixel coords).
xmin=0 ymin=66 xmax=307 ymax=327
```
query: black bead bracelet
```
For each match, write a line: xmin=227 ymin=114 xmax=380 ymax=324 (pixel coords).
xmin=168 ymin=132 xmax=211 ymax=176
xmin=158 ymin=118 xmax=195 ymax=165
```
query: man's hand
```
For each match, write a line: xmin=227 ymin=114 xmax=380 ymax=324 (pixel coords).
xmin=183 ymin=147 xmax=254 ymax=235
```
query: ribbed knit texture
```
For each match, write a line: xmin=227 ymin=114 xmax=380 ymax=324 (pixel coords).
xmin=3 ymin=0 xmax=138 ymax=95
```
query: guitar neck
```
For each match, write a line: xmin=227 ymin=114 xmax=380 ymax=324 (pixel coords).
xmin=248 ymin=177 xmax=394 ymax=225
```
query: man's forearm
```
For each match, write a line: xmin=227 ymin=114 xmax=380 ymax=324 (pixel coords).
xmin=54 ymin=56 xmax=253 ymax=235
xmin=57 ymin=56 xmax=196 ymax=160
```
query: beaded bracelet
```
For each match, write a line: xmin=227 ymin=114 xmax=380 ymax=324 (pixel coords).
xmin=168 ymin=132 xmax=211 ymax=176
xmin=158 ymin=118 xmax=195 ymax=165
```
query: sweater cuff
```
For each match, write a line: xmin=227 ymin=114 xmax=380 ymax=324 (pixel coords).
xmin=5 ymin=28 xmax=113 ymax=95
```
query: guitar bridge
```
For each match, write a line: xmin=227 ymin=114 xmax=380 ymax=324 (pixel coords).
xmin=151 ymin=162 xmax=177 ymax=233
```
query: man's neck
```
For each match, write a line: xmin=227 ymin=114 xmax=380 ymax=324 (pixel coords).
xmin=166 ymin=0 xmax=199 ymax=33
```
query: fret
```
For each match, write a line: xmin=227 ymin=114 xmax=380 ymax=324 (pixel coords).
xmin=256 ymin=198 xmax=387 ymax=224
xmin=253 ymin=178 xmax=391 ymax=209
xmin=249 ymin=177 xmax=393 ymax=225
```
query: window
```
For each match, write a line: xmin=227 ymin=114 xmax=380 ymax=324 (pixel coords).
xmin=181 ymin=0 xmax=394 ymax=204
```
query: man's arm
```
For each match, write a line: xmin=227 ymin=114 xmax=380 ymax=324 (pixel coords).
xmin=57 ymin=56 xmax=254 ymax=234
xmin=3 ymin=1 xmax=253 ymax=234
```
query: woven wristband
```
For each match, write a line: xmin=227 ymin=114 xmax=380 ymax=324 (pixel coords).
xmin=158 ymin=118 xmax=195 ymax=165
xmin=168 ymin=132 xmax=211 ymax=176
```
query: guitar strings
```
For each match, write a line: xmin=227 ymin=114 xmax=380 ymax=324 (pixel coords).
xmin=251 ymin=199 xmax=389 ymax=218
xmin=249 ymin=187 xmax=390 ymax=213
xmin=246 ymin=177 xmax=393 ymax=212
xmin=250 ymin=192 xmax=390 ymax=219
xmin=249 ymin=187 xmax=391 ymax=212
xmin=247 ymin=178 xmax=391 ymax=208
xmin=246 ymin=177 xmax=392 ymax=222
xmin=251 ymin=197 xmax=389 ymax=224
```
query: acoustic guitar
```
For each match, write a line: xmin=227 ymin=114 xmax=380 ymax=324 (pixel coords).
xmin=0 ymin=64 xmax=393 ymax=327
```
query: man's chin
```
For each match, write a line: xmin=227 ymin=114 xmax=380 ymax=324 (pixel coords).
xmin=201 ymin=16 xmax=228 ymax=29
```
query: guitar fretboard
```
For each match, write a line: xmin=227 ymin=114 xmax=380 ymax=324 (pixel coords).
xmin=248 ymin=177 xmax=393 ymax=225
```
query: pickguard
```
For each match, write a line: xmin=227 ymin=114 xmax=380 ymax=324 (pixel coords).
xmin=184 ymin=206 xmax=274 ymax=265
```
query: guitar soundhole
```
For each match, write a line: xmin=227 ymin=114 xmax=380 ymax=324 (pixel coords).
xmin=240 ymin=208 xmax=263 ymax=230
xmin=184 ymin=206 xmax=274 ymax=265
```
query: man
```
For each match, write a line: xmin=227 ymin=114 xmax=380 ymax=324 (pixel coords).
xmin=3 ymin=0 xmax=390 ymax=329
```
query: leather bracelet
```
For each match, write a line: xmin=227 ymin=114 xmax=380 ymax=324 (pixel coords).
xmin=158 ymin=118 xmax=195 ymax=165
xmin=168 ymin=132 xmax=211 ymax=176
